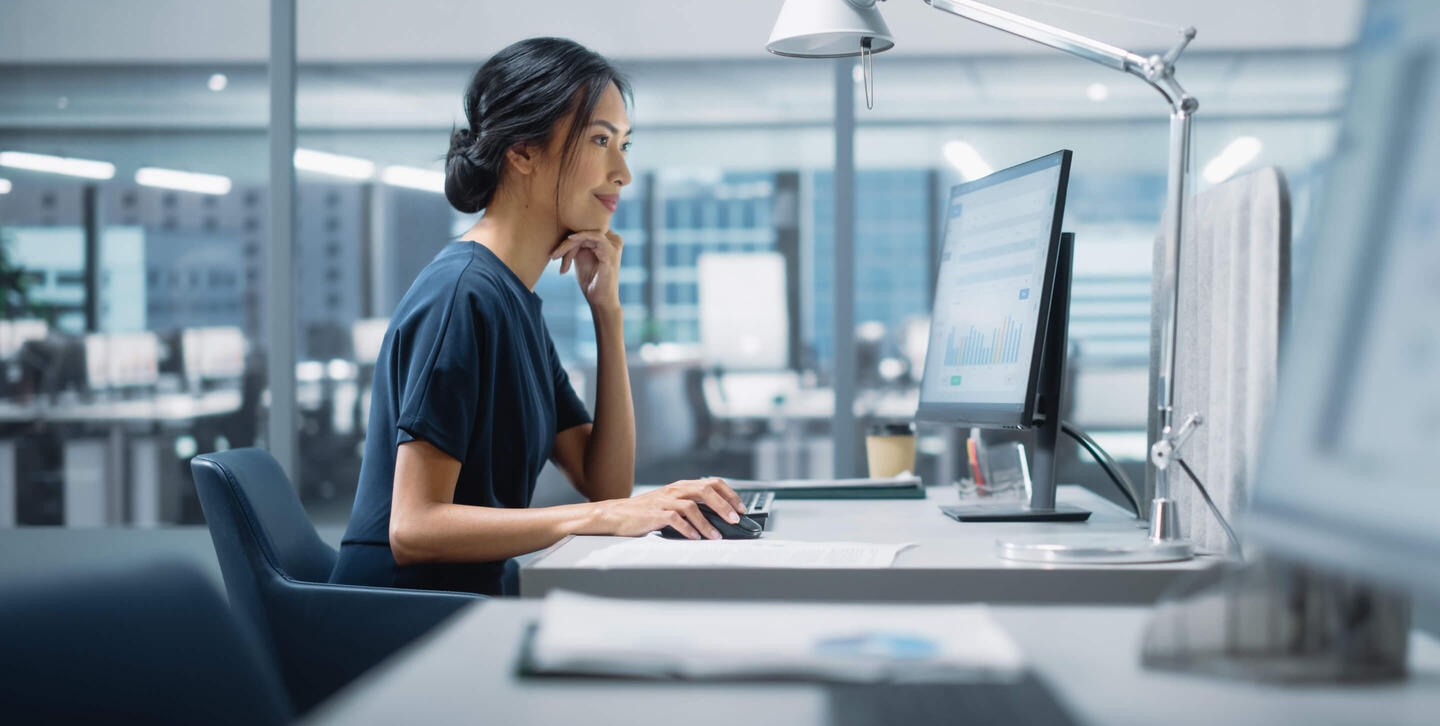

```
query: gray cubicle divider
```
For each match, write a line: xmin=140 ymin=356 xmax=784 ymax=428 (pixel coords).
xmin=1145 ymin=166 xmax=1291 ymax=554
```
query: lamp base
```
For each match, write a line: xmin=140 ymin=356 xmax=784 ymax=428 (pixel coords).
xmin=997 ymin=533 xmax=1195 ymax=563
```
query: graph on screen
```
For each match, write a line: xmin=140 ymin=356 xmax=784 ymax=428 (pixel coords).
xmin=921 ymin=157 xmax=1061 ymax=407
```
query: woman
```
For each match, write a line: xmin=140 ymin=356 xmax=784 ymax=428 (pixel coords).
xmin=331 ymin=37 xmax=746 ymax=596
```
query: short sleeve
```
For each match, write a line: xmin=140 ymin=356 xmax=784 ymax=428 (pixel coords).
xmin=549 ymin=338 xmax=591 ymax=434
xmin=394 ymin=291 xmax=486 ymax=463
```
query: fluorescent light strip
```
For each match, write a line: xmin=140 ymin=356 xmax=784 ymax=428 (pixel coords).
xmin=1203 ymin=136 xmax=1263 ymax=184
xmin=0 ymin=150 xmax=115 ymax=180
xmin=136 ymin=167 xmax=232 ymax=195
xmin=0 ymin=178 xmax=10 ymax=194
xmin=294 ymin=148 xmax=375 ymax=180
xmin=942 ymin=141 xmax=994 ymax=181
xmin=381 ymin=165 xmax=445 ymax=194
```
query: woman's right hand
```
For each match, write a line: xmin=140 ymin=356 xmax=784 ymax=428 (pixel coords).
xmin=584 ymin=478 xmax=747 ymax=540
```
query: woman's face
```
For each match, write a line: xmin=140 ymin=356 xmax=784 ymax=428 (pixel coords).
xmin=538 ymin=82 xmax=632 ymax=234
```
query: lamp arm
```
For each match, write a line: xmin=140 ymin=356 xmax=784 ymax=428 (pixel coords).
xmin=925 ymin=0 xmax=1146 ymax=72
xmin=923 ymin=0 xmax=1197 ymax=114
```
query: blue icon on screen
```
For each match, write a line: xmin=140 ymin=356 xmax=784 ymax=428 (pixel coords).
xmin=1019 ymin=288 xmax=1030 ymax=300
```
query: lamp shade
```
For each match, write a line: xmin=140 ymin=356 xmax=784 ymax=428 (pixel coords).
xmin=766 ymin=0 xmax=895 ymax=58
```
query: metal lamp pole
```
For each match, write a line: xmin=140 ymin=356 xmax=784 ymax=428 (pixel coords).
xmin=924 ymin=0 xmax=1200 ymax=545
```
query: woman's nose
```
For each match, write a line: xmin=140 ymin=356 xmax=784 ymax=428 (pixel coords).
xmin=612 ymin=155 xmax=631 ymax=188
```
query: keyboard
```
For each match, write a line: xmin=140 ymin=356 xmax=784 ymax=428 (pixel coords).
xmin=739 ymin=491 xmax=774 ymax=528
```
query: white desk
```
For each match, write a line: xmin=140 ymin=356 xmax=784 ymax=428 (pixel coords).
xmin=0 ymin=391 xmax=243 ymax=525
xmin=305 ymin=599 xmax=1440 ymax=726
xmin=523 ymin=486 xmax=1214 ymax=604
xmin=0 ymin=390 xmax=243 ymax=424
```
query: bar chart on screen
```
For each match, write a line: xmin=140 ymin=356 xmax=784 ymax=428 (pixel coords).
xmin=925 ymin=171 xmax=1053 ymax=399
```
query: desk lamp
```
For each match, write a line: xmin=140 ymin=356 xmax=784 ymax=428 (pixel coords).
xmin=768 ymin=0 xmax=1202 ymax=561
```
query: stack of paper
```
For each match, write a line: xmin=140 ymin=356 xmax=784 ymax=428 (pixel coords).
xmin=528 ymin=590 xmax=1027 ymax=683
xmin=574 ymin=538 xmax=914 ymax=569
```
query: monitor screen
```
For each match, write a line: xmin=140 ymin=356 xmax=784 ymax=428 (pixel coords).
xmin=181 ymin=326 xmax=246 ymax=382
xmin=917 ymin=150 xmax=1071 ymax=427
xmin=85 ymin=332 xmax=160 ymax=389
xmin=1247 ymin=1 xmax=1440 ymax=597
xmin=698 ymin=252 xmax=789 ymax=371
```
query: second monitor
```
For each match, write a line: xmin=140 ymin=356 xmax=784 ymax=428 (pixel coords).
xmin=917 ymin=149 xmax=1089 ymax=522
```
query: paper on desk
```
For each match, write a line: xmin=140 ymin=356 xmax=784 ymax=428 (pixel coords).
xmin=529 ymin=590 xmax=1026 ymax=683
xmin=575 ymin=537 xmax=914 ymax=569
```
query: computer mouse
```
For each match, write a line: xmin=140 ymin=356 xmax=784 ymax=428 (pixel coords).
xmin=658 ymin=503 xmax=763 ymax=540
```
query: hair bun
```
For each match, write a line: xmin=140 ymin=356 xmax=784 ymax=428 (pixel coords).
xmin=445 ymin=126 xmax=496 ymax=214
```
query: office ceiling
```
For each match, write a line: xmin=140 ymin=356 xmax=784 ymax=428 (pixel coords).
xmin=3 ymin=0 xmax=1364 ymax=63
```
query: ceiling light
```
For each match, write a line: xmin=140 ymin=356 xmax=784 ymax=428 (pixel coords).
xmin=1086 ymin=82 xmax=1109 ymax=102
xmin=136 ymin=167 xmax=232 ymax=195
xmin=293 ymin=148 xmax=375 ymax=180
xmin=381 ymin=165 xmax=445 ymax=193
xmin=1202 ymin=136 xmax=1262 ymax=184
xmin=208 ymin=73 xmax=228 ymax=92
xmin=942 ymin=141 xmax=994 ymax=180
xmin=0 ymin=150 xmax=115 ymax=180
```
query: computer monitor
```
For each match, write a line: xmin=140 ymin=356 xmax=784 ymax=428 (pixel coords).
xmin=698 ymin=252 xmax=789 ymax=371
xmin=0 ymin=320 xmax=48 ymax=360
xmin=181 ymin=327 xmax=246 ymax=387
xmin=352 ymin=318 xmax=389 ymax=367
xmin=84 ymin=332 xmax=160 ymax=390
xmin=1246 ymin=1 xmax=1440 ymax=599
xmin=917 ymin=149 xmax=1088 ymax=521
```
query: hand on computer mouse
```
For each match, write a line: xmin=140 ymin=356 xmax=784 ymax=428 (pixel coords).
xmin=658 ymin=503 xmax=762 ymax=540
xmin=580 ymin=477 xmax=746 ymax=540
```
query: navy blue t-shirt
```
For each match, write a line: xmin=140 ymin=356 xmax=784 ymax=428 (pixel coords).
xmin=333 ymin=241 xmax=591 ymax=595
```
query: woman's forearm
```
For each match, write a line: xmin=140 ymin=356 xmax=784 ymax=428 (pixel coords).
xmin=579 ymin=306 xmax=636 ymax=500
xmin=389 ymin=499 xmax=599 ymax=565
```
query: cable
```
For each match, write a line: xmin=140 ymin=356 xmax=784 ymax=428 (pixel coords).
xmin=1060 ymin=421 xmax=1141 ymax=518
xmin=1175 ymin=456 xmax=1243 ymax=558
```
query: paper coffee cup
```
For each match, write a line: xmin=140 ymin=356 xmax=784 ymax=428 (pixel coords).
xmin=865 ymin=422 xmax=916 ymax=478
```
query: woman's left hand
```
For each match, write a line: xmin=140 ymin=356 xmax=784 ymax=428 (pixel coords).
xmin=551 ymin=229 xmax=623 ymax=312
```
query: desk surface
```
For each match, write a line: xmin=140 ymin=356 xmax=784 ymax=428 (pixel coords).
xmin=305 ymin=599 xmax=1440 ymax=726
xmin=523 ymin=486 xmax=1214 ymax=604
xmin=0 ymin=390 xmax=242 ymax=424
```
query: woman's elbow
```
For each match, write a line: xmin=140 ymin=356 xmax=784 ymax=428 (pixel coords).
xmin=388 ymin=517 xmax=429 ymax=566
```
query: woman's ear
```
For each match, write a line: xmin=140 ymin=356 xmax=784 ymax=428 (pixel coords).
xmin=505 ymin=141 xmax=540 ymax=176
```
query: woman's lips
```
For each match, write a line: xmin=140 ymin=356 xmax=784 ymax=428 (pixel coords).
xmin=594 ymin=194 xmax=619 ymax=212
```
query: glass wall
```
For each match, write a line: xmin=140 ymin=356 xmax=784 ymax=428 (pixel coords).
xmin=0 ymin=5 xmax=1352 ymax=526
xmin=1 ymin=57 xmax=271 ymax=525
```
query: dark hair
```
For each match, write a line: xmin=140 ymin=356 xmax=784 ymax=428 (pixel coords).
xmin=445 ymin=37 xmax=632 ymax=215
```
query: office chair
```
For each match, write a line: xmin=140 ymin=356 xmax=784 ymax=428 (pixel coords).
xmin=0 ymin=559 xmax=291 ymax=726
xmin=191 ymin=448 xmax=482 ymax=714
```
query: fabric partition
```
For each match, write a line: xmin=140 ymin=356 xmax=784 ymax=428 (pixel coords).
xmin=1146 ymin=167 xmax=1291 ymax=555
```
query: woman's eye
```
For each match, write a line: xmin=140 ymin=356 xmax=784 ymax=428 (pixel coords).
xmin=593 ymin=136 xmax=609 ymax=147
xmin=620 ymin=141 xmax=632 ymax=153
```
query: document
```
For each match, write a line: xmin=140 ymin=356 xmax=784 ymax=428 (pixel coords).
xmin=528 ymin=590 xmax=1027 ymax=683
xmin=575 ymin=537 xmax=914 ymax=569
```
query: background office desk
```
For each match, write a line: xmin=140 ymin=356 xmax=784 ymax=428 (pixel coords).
xmin=305 ymin=599 xmax=1440 ymax=726
xmin=0 ymin=391 xmax=244 ymax=526
xmin=523 ymin=486 xmax=1213 ymax=604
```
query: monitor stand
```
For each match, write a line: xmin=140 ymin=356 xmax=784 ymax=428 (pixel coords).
xmin=940 ymin=232 xmax=1091 ymax=523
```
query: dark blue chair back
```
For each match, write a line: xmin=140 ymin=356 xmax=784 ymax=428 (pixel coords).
xmin=192 ymin=448 xmax=481 ymax=714
xmin=0 ymin=559 xmax=291 ymax=725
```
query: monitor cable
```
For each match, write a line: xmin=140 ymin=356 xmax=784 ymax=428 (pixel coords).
xmin=1058 ymin=420 xmax=1245 ymax=556
xmin=1059 ymin=421 xmax=1141 ymax=518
